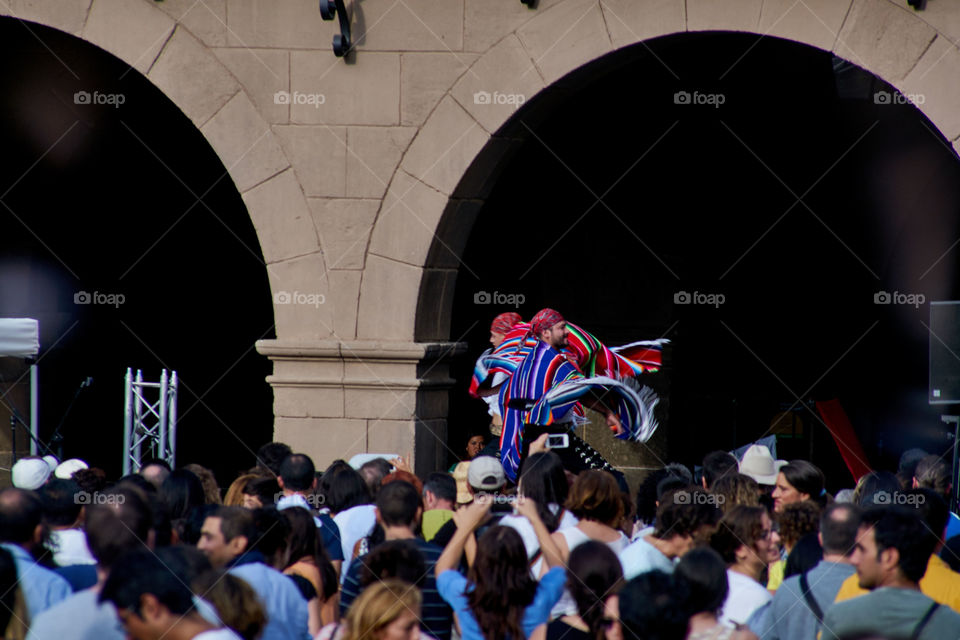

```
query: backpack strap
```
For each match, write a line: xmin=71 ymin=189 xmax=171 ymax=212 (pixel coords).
xmin=799 ymin=571 xmax=824 ymax=624
xmin=909 ymin=601 xmax=940 ymax=640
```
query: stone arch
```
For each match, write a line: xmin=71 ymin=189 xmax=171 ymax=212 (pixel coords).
xmin=359 ymin=0 xmax=960 ymax=343
xmin=0 ymin=0 xmax=334 ymax=342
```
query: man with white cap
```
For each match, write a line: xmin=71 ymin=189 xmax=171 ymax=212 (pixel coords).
xmin=739 ymin=444 xmax=787 ymax=487
xmin=55 ymin=458 xmax=88 ymax=480
xmin=430 ymin=456 xmax=510 ymax=549
xmin=11 ymin=456 xmax=56 ymax=491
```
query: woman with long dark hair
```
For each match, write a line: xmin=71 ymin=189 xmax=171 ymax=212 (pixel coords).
xmin=319 ymin=462 xmax=375 ymax=568
xmin=772 ymin=461 xmax=827 ymax=512
xmin=500 ymin=452 xmax=577 ymax=560
xmin=547 ymin=541 xmax=623 ymax=640
xmin=281 ymin=506 xmax=339 ymax=631
xmin=436 ymin=495 xmax=565 ymax=639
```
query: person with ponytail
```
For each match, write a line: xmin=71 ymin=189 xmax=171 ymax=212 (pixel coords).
xmin=772 ymin=461 xmax=829 ymax=513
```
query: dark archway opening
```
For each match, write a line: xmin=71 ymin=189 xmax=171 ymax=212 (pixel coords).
xmin=445 ymin=32 xmax=960 ymax=488
xmin=0 ymin=19 xmax=275 ymax=483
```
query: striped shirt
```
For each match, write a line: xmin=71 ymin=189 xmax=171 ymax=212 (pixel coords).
xmin=339 ymin=537 xmax=452 ymax=640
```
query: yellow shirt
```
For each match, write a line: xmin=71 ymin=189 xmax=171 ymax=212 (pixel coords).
xmin=422 ymin=508 xmax=454 ymax=542
xmin=767 ymin=559 xmax=786 ymax=591
xmin=834 ymin=555 xmax=960 ymax=613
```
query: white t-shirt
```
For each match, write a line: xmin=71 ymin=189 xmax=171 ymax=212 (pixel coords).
xmin=618 ymin=536 xmax=674 ymax=581
xmin=499 ymin=506 xmax=579 ymax=559
xmin=48 ymin=529 xmax=96 ymax=566
xmin=333 ymin=504 xmax=376 ymax=581
xmin=720 ymin=569 xmax=772 ymax=627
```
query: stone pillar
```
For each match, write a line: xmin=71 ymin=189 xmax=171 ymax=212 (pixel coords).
xmin=256 ymin=339 xmax=466 ymax=475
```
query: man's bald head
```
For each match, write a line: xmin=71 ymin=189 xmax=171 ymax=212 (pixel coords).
xmin=820 ymin=502 xmax=862 ymax=556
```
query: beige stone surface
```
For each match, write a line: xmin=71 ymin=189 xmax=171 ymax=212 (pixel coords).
xmin=149 ymin=27 xmax=240 ymax=128
xmin=273 ymin=126 xmax=348 ymax=197
xmin=897 ymin=0 xmax=960 ymax=46
xmin=155 ymin=0 xmax=227 ymax=47
xmin=901 ymin=36 xmax=960 ymax=142
xmin=346 ymin=386 xmax=417 ymax=421
xmin=367 ymin=419 xmax=418 ymax=458
xmin=601 ymin=0 xmax=686 ymax=49
xmin=200 ymin=92 xmax=289 ymax=193
xmin=401 ymin=53 xmax=478 ymax=127
xmin=758 ymin=0 xmax=852 ymax=52
xmin=274 ymin=386 xmax=344 ymax=418
xmin=309 ymin=198 xmax=379 ymax=270
xmin=0 ymin=0 xmax=90 ymax=35
xmin=450 ymin=34 xmax=545 ymax=135
xmin=464 ymin=0 xmax=567 ymax=52
xmin=243 ymin=169 xmax=322 ymax=263
xmin=415 ymin=268 xmax=458 ymax=341
xmin=275 ymin=417 xmax=367 ymax=466
xmin=356 ymin=255 xmax=421 ymax=340
xmin=368 ymin=170 xmax=448 ymax=267
xmin=83 ymin=0 xmax=174 ymax=75
xmin=516 ymin=0 xmax=612 ymax=84
xmin=835 ymin=0 xmax=937 ymax=83
xmin=346 ymin=127 xmax=417 ymax=198
xmin=687 ymin=0 xmax=762 ymax=32
xmin=214 ymin=48 xmax=289 ymax=124
xmin=225 ymin=0 xmax=329 ymax=49
xmin=290 ymin=51 xmax=400 ymax=126
xmin=328 ymin=269 xmax=362 ymax=339
xmin=352 ymin=0 xmax=464 ymax=51
xmin=265 ymin=251 xmax=334 ymax=340
xmin=400 ymin=96 xmax=489 ymax=195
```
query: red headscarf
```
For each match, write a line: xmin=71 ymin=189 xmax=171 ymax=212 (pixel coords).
xmin=490 ymin=312 xmax=523 ymax=335
xmin=531 ymin=308 xmax=565 ymax=337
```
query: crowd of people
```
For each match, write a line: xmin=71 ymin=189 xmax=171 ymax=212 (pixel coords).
xmin=1 ymin=310 xmax=959 ymax=640
xmin=0 ymin=436 xmax=957 ymax=640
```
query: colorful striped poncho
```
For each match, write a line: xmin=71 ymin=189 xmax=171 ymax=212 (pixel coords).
xmin=498 ymin=340 xmax=659 ymax=481
xmin=469 ymin=322 xmax=667 ymax=400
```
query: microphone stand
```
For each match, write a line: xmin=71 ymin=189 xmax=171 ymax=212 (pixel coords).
xmin=47 ymin=379 xmax=91 ymax=461
xmin=9 ymin=407 xmax=55 ymax=463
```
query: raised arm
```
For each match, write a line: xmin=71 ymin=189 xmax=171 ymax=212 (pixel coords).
xmin=514 ymin=496 xmax=564 ymax=570
xmin=435 ymin=496 xmax=492 ymax=575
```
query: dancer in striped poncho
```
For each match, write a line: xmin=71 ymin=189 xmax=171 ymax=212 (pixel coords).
xmin=495 ymin=309 xmax=663 ymax=482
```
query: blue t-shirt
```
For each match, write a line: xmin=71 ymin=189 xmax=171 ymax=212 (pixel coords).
xmin=437 ymin=566 xmax=566 ymax=640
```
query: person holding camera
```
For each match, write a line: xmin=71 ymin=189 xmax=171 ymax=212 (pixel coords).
xmin=435 ymin=493 xmax=565 ymax=640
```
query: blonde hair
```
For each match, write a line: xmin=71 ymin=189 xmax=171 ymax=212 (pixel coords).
xmin=343 ymin=579 xmax=422 ymax=640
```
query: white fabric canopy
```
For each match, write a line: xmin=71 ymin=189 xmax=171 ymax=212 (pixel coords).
xmin=0 ymin=319 xmax=39 ymax=358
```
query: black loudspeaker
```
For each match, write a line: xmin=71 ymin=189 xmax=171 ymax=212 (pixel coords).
xmin=930 ymin=301 xmax=960 ymax=404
